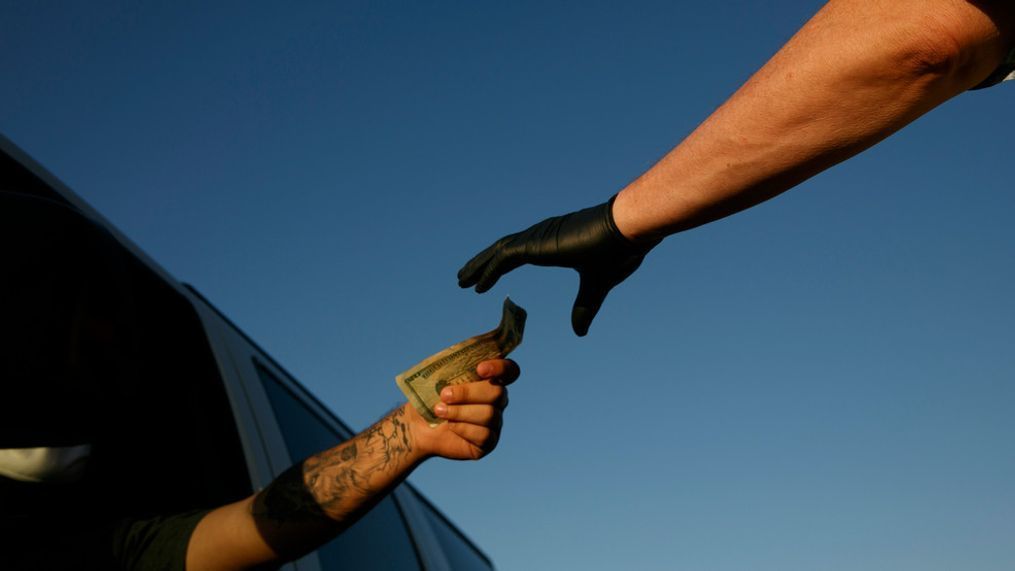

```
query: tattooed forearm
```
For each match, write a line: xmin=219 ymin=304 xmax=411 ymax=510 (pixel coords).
xmin=252 ymin=463 xmax=331 ymax=526
xmin=192 ymin=365 xmax=510 ymax=569
xmin=252 ymin=406 xmax=417 ymax=528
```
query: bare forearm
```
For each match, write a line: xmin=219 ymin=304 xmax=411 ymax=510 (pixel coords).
xmin=614 ymin=0 xmax=1013 ymax=240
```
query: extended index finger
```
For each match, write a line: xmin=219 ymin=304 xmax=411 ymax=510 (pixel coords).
xmin=458 ymin=236 xmax=508 ymax=288
xmin=458 ymin=232 xmax=527 ymax=292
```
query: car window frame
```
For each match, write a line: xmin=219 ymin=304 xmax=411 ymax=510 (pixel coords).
xmin=190 ymin=289 xmax=441 ymax=570
xmin=0 ymin=135 xmax=483 ymax=571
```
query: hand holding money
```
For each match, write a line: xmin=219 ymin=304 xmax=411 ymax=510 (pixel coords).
xmin=397 ymin=298 xmax=526 ymax=426
xmin=403 ymin=358 xmax=520 ymax=461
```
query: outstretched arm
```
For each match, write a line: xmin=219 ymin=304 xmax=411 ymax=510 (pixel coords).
xmin=613 ymin=0 xmax=1014 ymax=240
xmin=460 ymin=0 xmax=1014 ymax=335
xmin=185 ymin=359 xmax=519 ymax=570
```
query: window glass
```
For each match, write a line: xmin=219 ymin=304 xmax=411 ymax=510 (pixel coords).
xmin=418 ymin=493 xmax=493 ymax=571
xmin=255 ymin=361 xmax=421 ymax=571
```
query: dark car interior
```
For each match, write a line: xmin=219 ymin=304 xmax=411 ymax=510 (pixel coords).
xmin=0 ymin=150 xmax=250 ymax=566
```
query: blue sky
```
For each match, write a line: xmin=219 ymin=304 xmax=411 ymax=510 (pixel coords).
xmin=3 ymin=2 xmax=1013 ymax=570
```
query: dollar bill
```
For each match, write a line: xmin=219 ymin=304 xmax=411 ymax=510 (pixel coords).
xmin=396 ymin=298 xmax=526 ymax=426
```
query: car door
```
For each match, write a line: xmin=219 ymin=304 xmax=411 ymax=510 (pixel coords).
xmin=193 ymin=292 xmax=433 ymax=571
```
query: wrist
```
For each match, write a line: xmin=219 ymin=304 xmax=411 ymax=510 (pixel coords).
xmin=401 ymin=404 xmax=438 ymax=463
xmin=608 ymin=194 xmax=662 ymax=250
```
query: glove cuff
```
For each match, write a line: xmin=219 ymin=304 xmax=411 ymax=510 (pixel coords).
xmin=604 ymin=194 xmax=659 ymax=253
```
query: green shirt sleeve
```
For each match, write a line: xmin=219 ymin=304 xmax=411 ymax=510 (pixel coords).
xmin=111 ymin=510 xmax=210 ymax=571
xmin=970 ymin=47 xmax=1015 ymax=90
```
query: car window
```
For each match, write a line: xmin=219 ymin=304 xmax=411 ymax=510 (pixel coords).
xmin=1 ymin=196 xmax=252 ymax=568
xmin=255 ymin=361 xmax=422 ymax=571
xmin=416 ymin=492 xmax=494 ymax=571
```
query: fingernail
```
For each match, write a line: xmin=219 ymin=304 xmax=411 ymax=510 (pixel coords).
xmin=434 ymin=403 xmax=447 ymax=416
xmin=477 ymin=362 xmax=492 ymax=376
xmin=441 ymin=387 xmax=454 ymax=402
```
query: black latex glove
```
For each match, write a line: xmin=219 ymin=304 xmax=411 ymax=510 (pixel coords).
xmin=457 ymin=196 xmax=657 ymax=336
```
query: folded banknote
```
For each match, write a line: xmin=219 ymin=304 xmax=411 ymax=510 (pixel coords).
xmin=396 ymin=298 xmax=526 ymax=426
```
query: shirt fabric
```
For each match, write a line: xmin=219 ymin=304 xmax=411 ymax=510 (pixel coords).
xmin=3 ymin=508 xmax=209 ymax=571
xmin=111 ymin=510 xmax=210 ymax=571
xmin=972 ymin=47 xmax=1015 ymax=90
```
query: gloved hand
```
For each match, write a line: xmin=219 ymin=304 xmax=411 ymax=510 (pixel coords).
xmin=457 ymin=196 xmax=658 ymax=336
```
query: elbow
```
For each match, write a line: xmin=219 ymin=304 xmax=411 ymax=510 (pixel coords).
xmin=895 ymin=9 xmax=1005 ymax=90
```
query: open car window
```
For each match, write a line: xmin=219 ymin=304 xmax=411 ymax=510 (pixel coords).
xmin=0 ymin=192 xmax=251 ymax=566
xmin=255 ymin=360 xmax=423 ymax=571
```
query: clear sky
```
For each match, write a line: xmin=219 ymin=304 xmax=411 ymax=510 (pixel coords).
xmin=3 ymin=2 xmax=1013 ymax=570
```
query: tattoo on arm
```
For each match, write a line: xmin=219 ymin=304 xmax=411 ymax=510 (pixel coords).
xmin=253 ymin=463 xmax=329 ymax=526
xmin=252 ymin=406 xmax=415 ymax=527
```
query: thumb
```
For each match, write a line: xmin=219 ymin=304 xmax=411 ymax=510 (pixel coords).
xmin=571 ymin=275 xmax=612 ymax=337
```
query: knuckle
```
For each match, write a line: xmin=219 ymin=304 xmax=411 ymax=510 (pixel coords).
xmin=455 ymin=384 xmax=474 ymax=403
xmin=480 ymin=406 xmax=497 ymax=425
xmin=442 ymin=405 xmax=460 ymax=421
xmin=482 ymin=360 xmax=502 ymax=376
xmin=467 ymin=445 xmax=485 ymax=461
xmin=497 ymin=232 xmax=521 ymax=250
xmin=475 ymin=427 xmax=496 ymax=447
xmin=488 ymin=384 xmax=505 ymax=402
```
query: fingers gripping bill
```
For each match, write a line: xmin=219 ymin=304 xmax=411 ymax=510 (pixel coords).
xmin=396 ymin=298 xmax=526 ymax=426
